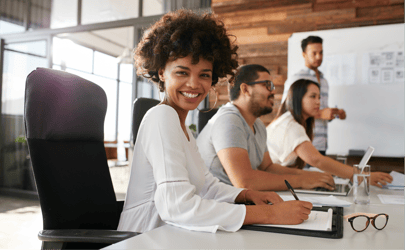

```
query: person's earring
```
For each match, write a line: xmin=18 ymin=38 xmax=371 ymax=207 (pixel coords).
xmin=157 ymin=77 xmax=165 ymax=102
xmin=198 ymin=87 xmax=218 ymax=113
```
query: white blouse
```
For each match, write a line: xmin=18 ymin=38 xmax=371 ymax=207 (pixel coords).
xmin=266 ymin=111 xmax=310 ymax=167
xmin=117 ymin=105 xmax=246 ymax=233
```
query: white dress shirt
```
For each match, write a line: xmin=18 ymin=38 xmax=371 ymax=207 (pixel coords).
xmin=117 ymin=105 xmax=246 ymax=233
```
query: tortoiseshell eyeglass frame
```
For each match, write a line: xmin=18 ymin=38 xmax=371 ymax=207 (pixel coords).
xmin=347 ymin=213 xmax=389 ymax=232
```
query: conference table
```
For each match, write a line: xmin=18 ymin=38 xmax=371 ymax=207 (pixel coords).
xmin=103 ymin=187 xmax=404 ymax=249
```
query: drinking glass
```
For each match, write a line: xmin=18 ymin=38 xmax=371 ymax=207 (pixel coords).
xmin=353 ymin=164 xmax=370 ymax=205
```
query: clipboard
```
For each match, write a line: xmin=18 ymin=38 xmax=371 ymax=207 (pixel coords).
xmin=241 ymin=206 xmax=343 ymax=239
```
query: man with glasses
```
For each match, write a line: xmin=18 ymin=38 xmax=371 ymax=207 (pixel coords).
xmin=197 ymin=64 xmax=335 ymax=191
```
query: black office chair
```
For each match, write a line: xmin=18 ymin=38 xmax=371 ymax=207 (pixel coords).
xmin=197 ymin=108 xmax=218 ymax=133
xmin=24 ymin=68 xmax=139 ymax=250
xmin=131 ymin=98 xmax=160 ymax=146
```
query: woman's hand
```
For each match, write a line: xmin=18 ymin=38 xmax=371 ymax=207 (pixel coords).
xmin=370 ymin=172 xmax=393 ymax=188
xmin=243 ymin=197 xmax=313 ymax=225
xmin=245 ymin=190 xmax=283 ymax=205
xmin=257 ymin=200 xmax=313 ymax=225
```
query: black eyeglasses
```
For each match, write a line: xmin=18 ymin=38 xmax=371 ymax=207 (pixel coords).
xmin=246 ymin=80 xmax=275 ymax=92
xmin=345 ymin=213 xmax=389 ymax=232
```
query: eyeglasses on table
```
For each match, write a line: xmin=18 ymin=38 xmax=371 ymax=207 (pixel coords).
xmin=344 ymin=213 xmax=389 ymax=232
xmin=246 ymin=80 xmax=275 ymax=92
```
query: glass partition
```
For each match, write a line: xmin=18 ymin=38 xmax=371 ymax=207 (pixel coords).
xmin=143 ymin=0 xmax=165 ymax=17
xmin=0 ymin=21 xmax=25 ymax=35
xmin=1 ymin=40 xmax=47 ymax=191
xmin=53 ymin=26 xmax=135 ymax=142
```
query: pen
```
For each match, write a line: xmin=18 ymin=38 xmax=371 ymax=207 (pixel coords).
xmin=285 ymin=180 xmax=300 ymax=200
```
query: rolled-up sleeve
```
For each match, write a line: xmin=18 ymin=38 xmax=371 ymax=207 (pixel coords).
xmin=279 ymin=121 xmax=310 ymax=163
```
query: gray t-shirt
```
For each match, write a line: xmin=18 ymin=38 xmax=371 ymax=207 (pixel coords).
xmin=196 ymin=102 xmax=268 ymax=185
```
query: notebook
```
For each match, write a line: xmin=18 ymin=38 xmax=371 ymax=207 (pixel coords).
xmin=253 ymin=208 xmax=334 ymax=231
xmin=241 ymin=206 xmax=344 ymax=239
xmin=295 ymin=146 xmax=374 ymax=196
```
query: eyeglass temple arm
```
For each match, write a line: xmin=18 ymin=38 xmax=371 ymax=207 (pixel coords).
xmin=344 ymin=212 xmax=379 ymax=221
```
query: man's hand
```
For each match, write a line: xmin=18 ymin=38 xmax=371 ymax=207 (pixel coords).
xmin=318 ymin=108 xmax=339 ymax=120
xmin=337 ymin=109 xmax=346 ymax=120
xmin=298 ymin=171 xmax=335 ymax=190
xmin=370 ymin=172 xmax=393 ymax=188
xmin=261 ymin=201 xmax=313 ymax=225
xmin=245 ymin=190 xmax=283 ymax=205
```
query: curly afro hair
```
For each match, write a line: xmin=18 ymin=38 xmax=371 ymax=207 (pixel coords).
xmin=134 ymin=9 xmax=239 ymax=92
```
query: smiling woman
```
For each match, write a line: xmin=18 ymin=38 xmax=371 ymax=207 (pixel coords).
xmin=117 ymin=9 xmax=313 ymax=235
xmin=158 ymin=55 xmax=213 ymax=133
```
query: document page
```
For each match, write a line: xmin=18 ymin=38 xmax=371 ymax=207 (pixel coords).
xmin=382 ymin=171 xmax=404 ymax=190
xmin=280 ymin=195 xmax=352 ymax=207
xmin=254 ymin=208 xmax=333 ymax=231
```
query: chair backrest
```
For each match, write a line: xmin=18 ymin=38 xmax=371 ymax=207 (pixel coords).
xmin=24 ymin=68 xmax=119 ymax=230
xmin=131 ymin=98 xmax=160 ymax=145
xmin=197 ymin=108 xmax=218 ymax=133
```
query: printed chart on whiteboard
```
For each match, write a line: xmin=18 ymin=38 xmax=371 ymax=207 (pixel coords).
xmin=364 ymin=51 xmax=404 ymax=84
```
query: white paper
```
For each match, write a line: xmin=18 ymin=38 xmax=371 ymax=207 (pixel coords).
xmin=382 ymin=171 xmax=404 ymax=190
xmin=362 ymin=51 xmax=403 ymax=85
xmin=280 ymin=195 xmax=352 ymax=207
xmin=254 ymin=209 xmax=333 ymax=231
xmin=377 ymin=194 xmax=404 ymax=205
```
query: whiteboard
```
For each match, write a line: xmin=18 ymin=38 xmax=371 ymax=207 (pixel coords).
xmin=288 ymin=24 xmax=404 ymax=157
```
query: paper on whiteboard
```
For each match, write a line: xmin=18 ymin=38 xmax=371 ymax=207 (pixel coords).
xmin=362 ymin=51 xmax=404 ymax=84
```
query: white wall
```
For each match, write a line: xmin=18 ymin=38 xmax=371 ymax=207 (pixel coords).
xmin=288 ymin=24 xmax=404 ymax=157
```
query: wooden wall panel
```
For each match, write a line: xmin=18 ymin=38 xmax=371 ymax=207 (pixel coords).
xmin=237 ymin=41 xmax=288 ymax=58
xmin=211 ymin=0 xmax=404 ymax=126
xmin=231 ymin=28 xmax=291 ymax=44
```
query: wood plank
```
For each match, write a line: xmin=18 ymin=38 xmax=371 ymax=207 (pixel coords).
xmin=237 ymin=58 xmax=246 ymax=65
xmin=231 ymin=28 xmax=291 ymax=45
xmin=286 ymin=8 xmax=356 ymax=23
xmin=316 ymin=17 xmax=403 ymax=30
xmin=314 ymin=0 xmax=404 ymax=12
xmin=242 ymin=56 xmax=288 ymax=66
xmin=268 ymin=21 xmax=317 ymax=34
xmin=212 ymin=0 xmax=312 ymax=13
xmin=221 ymin=11 xmax=286 ymax=27
xmin=237 ymin=41 xmax=288 ymax=58
xmin=219 ymin=3 xmax=312 ymax=18
xmin=316 ymin=0 xmax=349 ymax=3
xmin=272 ymin=74 xmax=287 ymax=86
xmin=356 ymin=4 xmax=404 ymax=19
xmin=220 ymin=4 xmax=313 ymax=30
xmin=313 ymin=0 xmax=404 ymax=11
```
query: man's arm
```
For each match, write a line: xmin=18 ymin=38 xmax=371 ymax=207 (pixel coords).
xmin=217 ymin=148 xmax=335 ymax=191
xmin=315 ymin=107 xmax=346 ymax=120
xmin=258 ymin=153 xmax=301 ymax=175
xmin=259 ymin=152 xmax=335 ymax=189
xmin=315 ymin=108 xmax=339 ymax=120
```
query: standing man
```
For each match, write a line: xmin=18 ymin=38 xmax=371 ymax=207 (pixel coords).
xmin=196 ymin=64 xmax=335 ymax=191
xmin=281 ymin=36 xmax=346 ymax=156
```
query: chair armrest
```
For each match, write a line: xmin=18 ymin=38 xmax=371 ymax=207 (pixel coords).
xmin=38 ymin=229 xmax=139 ymax=244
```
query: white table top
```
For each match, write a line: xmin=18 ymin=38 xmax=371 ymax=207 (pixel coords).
xmin=104 ymin=187 xmax=404 ymax=249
